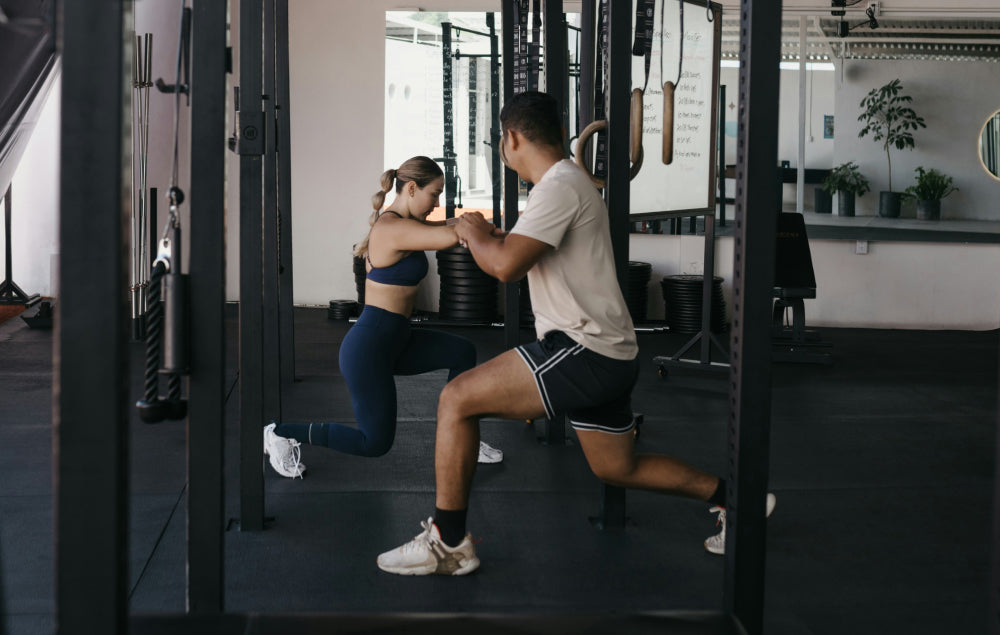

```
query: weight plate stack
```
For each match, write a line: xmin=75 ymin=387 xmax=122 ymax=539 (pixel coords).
xmin=436 ymin=246 xmax=498 ymax=323
xmin=353 ymin=254 xmax=366 ymax=306
xmin=626 ymin=261 xmax=652 ymax=323
xmin=660 ymin=274 xmax=728 ymax=334
xmin=328 ymin=299 xmax=357 ymax=321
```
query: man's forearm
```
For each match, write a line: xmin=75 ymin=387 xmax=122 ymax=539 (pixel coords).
xmin=465 ymin=229 xmax=511 ymax=280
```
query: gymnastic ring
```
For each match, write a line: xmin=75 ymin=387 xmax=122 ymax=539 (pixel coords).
xmin=630 ymin=88 xmax=643 ymax=165
xmin=574 ymin=119 xmax=644 ymax=189
xmin=662 ymin=80 xmax=676 ymax=165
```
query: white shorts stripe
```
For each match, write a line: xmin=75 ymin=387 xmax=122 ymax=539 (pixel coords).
xmin=516 ymin=348 xmax=556 ymax=419
xmin=517 ymin=344 xmax=583 ymax=420
xmin=570 ymin=419 xmax=637 ymax=435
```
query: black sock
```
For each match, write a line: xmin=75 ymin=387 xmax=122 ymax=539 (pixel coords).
xmin=708 ymin=479 xmax=727 ymax=508
xmin=433 ymin=507 xmax=467 ymax=547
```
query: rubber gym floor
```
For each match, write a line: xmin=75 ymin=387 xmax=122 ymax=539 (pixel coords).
xmin=0 ymin=305 xmax=995 ymax=634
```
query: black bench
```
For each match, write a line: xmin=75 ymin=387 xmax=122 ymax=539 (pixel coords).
xmin=772 ymin=212 xmax=831 ymax=364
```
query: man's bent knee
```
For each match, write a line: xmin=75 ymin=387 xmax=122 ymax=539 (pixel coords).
xmin=589 ymin=459 xmax=637 ymax=488
xmin=438 ymin=378 xmax=476 ymax=422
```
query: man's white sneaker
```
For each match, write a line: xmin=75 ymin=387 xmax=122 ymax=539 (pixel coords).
xmin=263 ymin=422 xmax=306 ymax=479
xmin=704 ymin=493 xmax=776 ymax=555
xmin=377 ymin=518 xmax=480 ymax=576
xmin=477 ymin=441 xmax=503 ymax=464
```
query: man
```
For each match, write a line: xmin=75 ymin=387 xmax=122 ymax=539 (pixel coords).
xmin=376 ymin=91 xmax=773 ymax=576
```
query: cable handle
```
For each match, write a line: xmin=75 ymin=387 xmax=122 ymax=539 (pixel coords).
xmin=154 ymin=233 xmax=175 ymax=273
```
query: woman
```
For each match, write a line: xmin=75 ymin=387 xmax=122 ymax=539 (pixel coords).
xmin=264 ymin=156 xmax=503 ymax=478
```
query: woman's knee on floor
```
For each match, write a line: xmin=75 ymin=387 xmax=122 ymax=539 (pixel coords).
xmin=357 ymin=430 xmax=395 ymax=457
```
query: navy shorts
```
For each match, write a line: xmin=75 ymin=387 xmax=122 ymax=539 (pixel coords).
xmin=515 ymin=330 xmax=641 ymax=434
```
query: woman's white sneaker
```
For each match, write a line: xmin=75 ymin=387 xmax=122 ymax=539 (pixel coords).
xmin=377 ymin=518 xmax=480 ymax=576
xmin=263 ymin=423 xmax=306 ymax=478
xmin=704 ymin=493 xmax=776 ymax=555
xmin=477 ymin=441 xmax=503 ymax=464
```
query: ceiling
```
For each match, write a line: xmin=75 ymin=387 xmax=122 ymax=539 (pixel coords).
xmin=384 ymin=9 xmax=1000 ymax=64
xmin=720 ymin=14 xmax=1000 ymax=62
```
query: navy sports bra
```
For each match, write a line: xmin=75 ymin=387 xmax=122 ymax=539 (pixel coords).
xmin=365 ymin=211 xmax=429 ymax=287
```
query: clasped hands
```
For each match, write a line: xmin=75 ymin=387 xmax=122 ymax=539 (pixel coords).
xmin=454 ymin=212 xmax=505 ymax=249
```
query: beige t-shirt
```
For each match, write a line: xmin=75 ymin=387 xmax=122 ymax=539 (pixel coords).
xmin=510 ymin=160 xmax=638 ymax=360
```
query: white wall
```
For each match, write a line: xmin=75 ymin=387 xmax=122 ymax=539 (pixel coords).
xmin=719 ymin=66 xmax=836 ymax=171
xmin=631 ymin=233 xmax=1000 ymax=329
xmin=5 ymin=79 xmax=60 ymax=297
xmin=279 ymin=1 xmax=500 ymax=307
xmin=833 ymin=58 xmax=1000 ymax=219
xmin=720 ymin=65 xmax=837 ymax=209
xmin=6 ymin=0 xmax=999 ymax=330
xmin=265 ymin=0 xmax=1000 ymax=329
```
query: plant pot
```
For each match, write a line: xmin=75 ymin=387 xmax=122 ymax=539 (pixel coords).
xmin=916 ymin=199 xmax=941 ymax=221
xmin=814 ymin=188 xmax=832 ymax=214
xmin=878 ymin=191 xmax=901 ymax=218
xmin=838 ymin=192 xmax=855 ymax=217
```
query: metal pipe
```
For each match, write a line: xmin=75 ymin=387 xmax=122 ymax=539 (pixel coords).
xmin=797 ymin=16 xmax=807 ymax=214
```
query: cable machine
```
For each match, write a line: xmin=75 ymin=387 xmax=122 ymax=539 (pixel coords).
xmin=54 ymin=0 xmax=790 ymax=631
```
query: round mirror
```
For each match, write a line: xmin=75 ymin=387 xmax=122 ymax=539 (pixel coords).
xmin=979 ymin=110 xmax=1000 ymax=181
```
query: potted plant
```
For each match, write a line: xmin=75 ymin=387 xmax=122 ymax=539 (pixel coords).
xmin=822 ymin=161 xmax=870 ymax=217
xmin=904 ymin=166 xmax=958 ymax=221
xmin=857 ymin=79 xmax=926 ymax=218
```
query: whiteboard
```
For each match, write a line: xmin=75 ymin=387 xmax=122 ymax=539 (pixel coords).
xmin=629 ymin=0 xmax=721 ymax=218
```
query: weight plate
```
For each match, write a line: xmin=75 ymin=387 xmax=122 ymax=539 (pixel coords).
xmin=440 ymin=294 xmax=498 ymax=305
xmin=436 ymin=246 xmax=472 ymax=257
xmin=440 ymin=276 xmax=497 ymax=287
xmin=435 ymin=252 xmax=478 ymax=263
xmin=436 ymin=261 xmax=488 ymax=273
xmin=439 ymin=299 xmax=498 ymax=310
xmin=440 ymin=269 xmax=494 ymax=279
xmin=438 ymin=310 xmax=498 ymax=321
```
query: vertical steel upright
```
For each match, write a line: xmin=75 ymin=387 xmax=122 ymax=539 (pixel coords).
xmin=718 ymin=84 xmax=727 ymax=227
xmin=539 ymin=0 xmax=569 ymax=447
xmin=239 ymin=0 xmax=266 ymax=531
xmin=469 ymin=57 xmax=479 ymax=189
xmin=543 ymin=0 xmax=569 ymax=157
xmin=262 ymin=0 xmax=282 ymax=423
xmin=501 ymin=1 xmax=521 ymax=350
xmin=487 ymin=13 xmax=502 ymax=228
xmin=441 ymin=23 xmax=457 ymax=219
xmin=724 ymin=0 xmax=782 ymax=632
xmin=594 ymin=0 xmax=633 ymax=531
xmin=187 ymin=0 xmax=228 ymax=613
xmin=55 ymin=0 xmax=128 ymax=632
xmin=604 ymin=0 xmax=630 ymax=296
xmin=275 ymin=0 xmax=296 ymax=388
xmin=578 ymin=0 xmax=596 ymax=141
xmin=992 ymin=344 xmax=1000 ymax=633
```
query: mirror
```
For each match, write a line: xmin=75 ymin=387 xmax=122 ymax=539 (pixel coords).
xmin=979 ymin=110 xmax=1000 ymax=181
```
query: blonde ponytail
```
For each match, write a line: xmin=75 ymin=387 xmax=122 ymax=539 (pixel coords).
xmin=353 ymin=157 xmax=442 ymax=258
xmin=353 ymin=168 xmax=397 ymax=258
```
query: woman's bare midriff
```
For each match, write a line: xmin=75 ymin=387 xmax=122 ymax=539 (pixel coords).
xmin=363 ymin=278 xmax=419 ymax=317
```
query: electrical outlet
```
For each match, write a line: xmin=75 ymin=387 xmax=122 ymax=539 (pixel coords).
xmin=855 ymin=240 xmax=869 ymax=255
xmin=867 ymin=1 xmax=880 ymax=17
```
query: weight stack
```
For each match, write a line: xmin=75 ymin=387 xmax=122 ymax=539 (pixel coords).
xmin=660 ymin=274 xmax=728 ymax=334
xmin=353 ymin=254 xmax=366 ymax=306
xmin=436 ymin=246 xmax=498 ymax=323
xmin=328 ymin=299 xmax=357 ymax=321
xmin=626 ymin=261 xmax=652 ymax=323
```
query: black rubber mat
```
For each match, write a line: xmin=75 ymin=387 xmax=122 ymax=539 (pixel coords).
xmin=0 ymin=308 xmax=996 ymax=635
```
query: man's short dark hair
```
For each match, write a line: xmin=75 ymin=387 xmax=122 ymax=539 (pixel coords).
xmin=500 ymin=91 xmax=563 ymax=149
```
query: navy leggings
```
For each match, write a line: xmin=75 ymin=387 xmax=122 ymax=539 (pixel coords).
xmin=274 ymin=305 xmax=476 ymax=457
